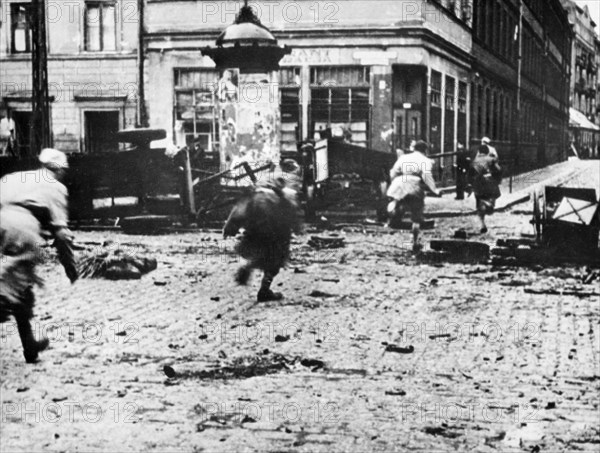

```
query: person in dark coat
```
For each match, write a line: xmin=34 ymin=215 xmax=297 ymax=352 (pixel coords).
xmin=469 ymin=144 xmax=503 ymax=234
xmin=0 ymin=148 xmax=78 ymax=363
xmin=223 ymin=161 xmax=302 ymax=302
xmin=454 ymin=142 xmax=471 ymax=200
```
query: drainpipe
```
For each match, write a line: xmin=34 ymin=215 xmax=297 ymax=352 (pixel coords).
xmin=511 ymin=0 xmax=523 ymax=193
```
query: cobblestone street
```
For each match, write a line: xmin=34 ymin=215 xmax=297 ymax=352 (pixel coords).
xmin=1 ymin=163 xmax=599 ymax=452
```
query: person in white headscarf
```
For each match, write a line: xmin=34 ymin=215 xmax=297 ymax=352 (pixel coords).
xmin=481 ymin=137 xmax=498 ymax=159
xmin=1 ymin=148 xmax=78 ymax=363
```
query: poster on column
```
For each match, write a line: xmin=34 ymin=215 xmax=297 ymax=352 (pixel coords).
xmin=219 ymin=70 xmax=280 ymax=186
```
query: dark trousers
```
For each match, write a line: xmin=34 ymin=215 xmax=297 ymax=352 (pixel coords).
xmin=455 ymin=169 xmax=467 ymax=200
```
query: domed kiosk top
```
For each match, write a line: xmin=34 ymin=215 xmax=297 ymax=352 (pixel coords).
xmin=216 ymin=6 xmax=277 ymax=46
xmin=202 ymin=3 xmax=290 ymax=72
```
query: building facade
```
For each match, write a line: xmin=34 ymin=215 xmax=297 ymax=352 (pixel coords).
xmin=0 ymin=0 xmax=573 ymax=176
xmin=145 ymin=0 xmax=571 ymax=178
xmin=597 ymin=35 xmax=600 ymax=133
xmin=0 ymin=0 xmax=139 ymax=155
xmin=561 ymin=0 xmax=599 ymax=158
xmin=145 ymin=0 xmax=474 ymax=180
xmin=471 ymin=0 xmax=572 ymax=170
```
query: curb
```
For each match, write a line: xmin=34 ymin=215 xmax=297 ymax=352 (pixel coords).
xmin=425 ymin=166 xmax=583 ymax=218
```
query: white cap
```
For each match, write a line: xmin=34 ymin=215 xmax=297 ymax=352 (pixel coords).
xmin=481 ymin=137 xmax=491 ymax=144
xmin=39 ymin=148 xmax=69 ymax=169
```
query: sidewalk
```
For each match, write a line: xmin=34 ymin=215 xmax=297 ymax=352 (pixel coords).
xmin=425 ymin=158 xmax=590 ymax=217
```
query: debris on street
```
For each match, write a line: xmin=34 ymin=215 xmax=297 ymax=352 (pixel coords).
xmin=308 ymin=235 xmax=346 ymax=249
xmin=77 ymin=249 xmax=158 ymax=280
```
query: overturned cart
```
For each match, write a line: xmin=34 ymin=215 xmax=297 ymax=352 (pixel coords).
xmin=494 ymin=186 xmax=600 ymax=265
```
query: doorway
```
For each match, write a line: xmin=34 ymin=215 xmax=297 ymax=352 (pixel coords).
xmin=12 ymin=110 xmax=33 ymax=156
xmin=393 ymin=109 xmax=421 ymax=151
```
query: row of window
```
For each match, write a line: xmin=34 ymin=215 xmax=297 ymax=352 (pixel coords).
xmin=574 ymin=94 xmax=597 ymax=117
xmin=174 ymin=67 xmax=373 ymax=153
xmin=430 ymin=72 xmax=467 ymax=113
xmin=471 ymin=81 xmax=512 ymax=143
xmin=472 ymin=0 xmax=569 ymax=70
xmin=473 ymin=0 xmax=518 ymax=63
xmin=521 ymin=26 xmax=543 ymax=83
xmin=10 ymin=2 xmax=118 ymax=53
xmin=471 ymin=79 xmax=564 ymax=146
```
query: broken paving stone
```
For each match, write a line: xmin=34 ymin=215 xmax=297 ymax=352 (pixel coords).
xmin=274 ymin=335 xmax=290 ymax=343
xmin=218 ymin=351 xmax=227 ymax=359
xmin=16 ymin=387 xmax=29 ymax=393
xmin=163 ymin=365 xmax=177 ymax=378
xmin=210 ymin=296 xmax=221 ymax=301
xmin=293 ymin=268 xmax=307 ymax=274
xmin=545 ymin=402 xmax=556 ymax=409
xmin=300 ymin=359 xmax=325 ymax=371
xmin=308 ymin=235 xmax=346 ymax=249
xmin=422 ymin=426 xmax=461 ymax=438
xmin=524 ymin=287 xmax=600 ymax=298
xmin=198 ymin=334 xmax=208 ymax=340
xmin=153 ymin=281 xmax=168 ymax=286
xmin=51 ymin=396 xmax=68 ymax=403
xmin=385 ymin=344 xmax=414 ymax=354
xmin=309 ymin=290 xmax=337 ymax=298
xmin=385 ymin=389 xmax=406 ymax=396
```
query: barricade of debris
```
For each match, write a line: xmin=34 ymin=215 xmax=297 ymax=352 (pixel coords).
xmin=421 ymin=185 xmax=600 ymax=267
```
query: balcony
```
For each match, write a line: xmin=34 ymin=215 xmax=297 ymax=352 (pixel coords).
xmin=574 ymin=78 xmax=586 ymax=93
xmin=587 ymin=87 xmax=597 ymax=98
xmin=576 ymin=55 xmax=587 ymax=68
xmin=589 ymin=63 xmax=598 ymax=75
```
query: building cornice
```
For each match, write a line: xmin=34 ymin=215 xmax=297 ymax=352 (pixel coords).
xmin=0 ymin=53 xmax=137 ymax=62
xmin=145 ymin=25 xmax=473 ymax=68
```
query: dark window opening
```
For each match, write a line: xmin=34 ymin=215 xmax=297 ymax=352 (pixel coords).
xmin=84 ymin=111 xmax=119 ymax=153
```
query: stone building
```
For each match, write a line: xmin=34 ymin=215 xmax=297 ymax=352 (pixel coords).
xmin=0 ymin=0 xmax=139 ymax=155
xmin=0 ymin=0 xmax=573 ymax=176
xmin=595 ymin=34 xmax=600 ymax=156
xmin=144 ymin=0 xmax=474 ymax=178
xmin=144 ymin=0 xmax=572 ymax=178
xmin=471 ymin=0 xmax=572 ymax=169
xmin=561 ymin=0 xmax=599 ymax=158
